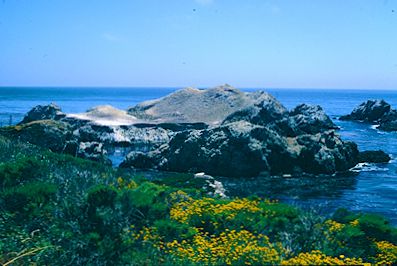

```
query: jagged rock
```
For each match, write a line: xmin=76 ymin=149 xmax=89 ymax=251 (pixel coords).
xmin=340 ymin=100 xmax=392 ymax=122
xmin=119 ymin=150 xmax=161 ymax=169
xmin=19 ymin=103 xmax=66 ymax=124
xmin=340 ymin=99 xmax=397 ymax=132
xmin=222 ymin=94 xmax=288 ymax=125
xmin=77 ymin=141 xmax=111 ymax=164
xmin=221 ymin=95 xmax=292 ymax=137
xmin=378 ymin=121 xmax=397 ymax=131
xmin=377 ymin=110 xmax=397 ymax=131
xmin=73 ymin=123 xmax=174 ymax=145
xmin=294 ymin=131 xmax=359 ymax=174
xmin=223 ymin=102 xmax=336 ymax=137
xmin=358 ymin=150 xmax=391 ymax=163
xmin=121 ymin=87 xmax=359 ymax=177
xmin=74 ymin=123 xmax=115 ymax=143
xmin=0 ymin=120 xmax=112 ymax=164
xmin=121 ymin=121 xmax=358 ymax=177
xmin=289 ymin=104 xmax=338 ymax=134
xmin=0 ymin=120 xmax=72 ymax=153
xmin=194 ymin=173 xmax=227 ymax=198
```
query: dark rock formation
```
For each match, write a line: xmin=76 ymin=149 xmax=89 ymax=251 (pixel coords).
xmin=294 ymin=131 xmax=359 ymax=174
xmin=377 ymin=110 xmax=397 ymax=131
xmin=121 ymin=95 xmax=359 ymax=177
xmin=0 ymin=120 xmax=73 ymax=153
xmin=77 ymin=141 xmax=111 ymax=164
xmin=340 ymin=100 xmax=392 ymax=122
xmin=340 ymin=99 xmax=397 ymax=132
xmin=119 ymin=150 xmax=161 ymax=169
xmin=121 ymin=121 xmax=358 ymax=177
xmin=19 ymin=103 xmax=66 ymax=124
xmin=289 ymin=104 xmax=338 ymax=134
xmin=358 ymin=150 xmax=391 ymax=163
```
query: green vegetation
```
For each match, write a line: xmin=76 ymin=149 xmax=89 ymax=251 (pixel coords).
xmin=0 ymin=135 xmax=397 ymax=265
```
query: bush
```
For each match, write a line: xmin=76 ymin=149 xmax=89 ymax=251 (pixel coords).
xmin=0 ymin=157 xmax=45 ymax=189
xmin=1 ymin=182 xmax=57 ymax=212
xmin=87 ymin=185 xmax=118 ymax=209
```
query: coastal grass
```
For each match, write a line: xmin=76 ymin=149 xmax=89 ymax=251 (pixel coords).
xmin=0 ymin=135 xmax=397 ymax=265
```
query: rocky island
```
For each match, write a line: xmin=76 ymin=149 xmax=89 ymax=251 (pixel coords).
xmin=341 ymin=99 xmax=397 ymax=132
xmin=0 ymin=85 xmax=389 ymax=177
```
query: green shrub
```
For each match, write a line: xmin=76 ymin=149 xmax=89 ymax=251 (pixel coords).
xmin=0 ymin=157 xmax=45 ymax=189
xmin=1 ymin=182 xmax=57 ymax=212
xmin=154 ymin=219 xmax=196 ymax=242
xmin=87 ymin=185 xmax=118 ymax=209
xmin=358 ymin=214 xmax=397 ymax=244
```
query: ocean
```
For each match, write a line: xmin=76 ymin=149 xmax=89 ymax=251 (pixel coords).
xmin=1 ymin=87 xmax=397 ymax=223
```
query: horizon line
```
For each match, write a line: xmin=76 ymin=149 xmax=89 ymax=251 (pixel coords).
xmin=1 ymin=85 xmax=397 ymax=91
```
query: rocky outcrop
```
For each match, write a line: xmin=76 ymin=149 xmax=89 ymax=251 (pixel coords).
xmin=121 ymin=121 xmax=358 ymax=177
xmin=340 ymin=100 xmax=391 ymax=122
xmin=0 ymin=120 xmax=73 ymax=153
xmin=19 ymin=103 xmax=66 ymax=124
xmin=127 ymin=84 xmax=281 ymax=125
xmin=121 ymin=95 xmax=359 ymax=177
xmin=340 ymin=99 xmax=397 ymax=132
xmin=358 ymin=150 xmax=391 ymax=163
xmin=77 ymin=141 xmax=111 ymax=164
xmin=7 ymin=85 xmax=364 ymax=177
xmin=289 ymin=104 xmax=338 ymax=134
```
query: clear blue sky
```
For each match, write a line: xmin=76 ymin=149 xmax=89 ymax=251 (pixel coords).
xmin=0 ymin=0 xmax=396 ymax=89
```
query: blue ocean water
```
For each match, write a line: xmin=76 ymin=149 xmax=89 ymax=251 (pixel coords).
xmin=1 ymin=87 xmax=397 ymax=223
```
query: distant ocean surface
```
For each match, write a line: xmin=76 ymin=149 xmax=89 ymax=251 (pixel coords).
xmin=1 ymin=87 xmax=397 ymax=223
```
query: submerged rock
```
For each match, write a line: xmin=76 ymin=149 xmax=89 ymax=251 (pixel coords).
xmin=358 ymin=150 xmax=391 ymax=163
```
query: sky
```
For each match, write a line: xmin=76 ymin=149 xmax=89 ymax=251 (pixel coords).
xmin=0 ymin=0 xmax=396 ymax=89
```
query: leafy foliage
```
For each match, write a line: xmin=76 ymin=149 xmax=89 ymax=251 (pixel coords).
xmin=0 ymin=135 xmax=397 ymax=265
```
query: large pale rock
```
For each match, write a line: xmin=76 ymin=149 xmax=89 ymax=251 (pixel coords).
xmin=128 ymin=84 xmax=280 ymax=125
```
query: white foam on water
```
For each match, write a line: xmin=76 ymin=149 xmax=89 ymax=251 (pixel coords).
xmin=370 ymin=124 xmax=380 ymax=130
xmin=350 ymin=162 xmax=389 ymax=173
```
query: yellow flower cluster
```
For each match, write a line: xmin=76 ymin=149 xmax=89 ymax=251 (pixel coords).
xmin=170 ymin=197 xmax=261 ymax=223
xmin=132 ymin=226 xmax=160 ymax=243
xmin=116 ymin=177 xmax=137 ymax=190
xmin=167 ymin=190 xmax=191 ymax=205
xmin=373 ymin=241 xmax=397 ymax=265
xmin=349 ymin=219 xmax=359 ymax=227
xmin=165 ymin=229 xmax=282 ymax=265
xmin=324 ymin=219 xmax=345 ymax=232
xmin=281 ymin=250 xmax=369 ymax=265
